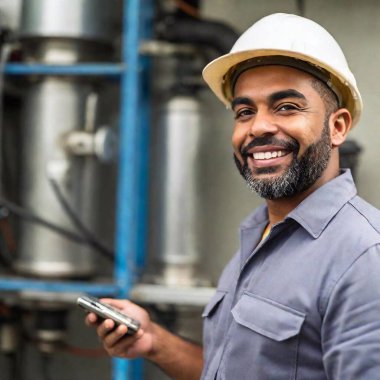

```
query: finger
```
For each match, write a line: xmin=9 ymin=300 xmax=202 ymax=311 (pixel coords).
xmin=84 ymin=313 xmax=101 ymax=327
xmin=85 ymin=312 xmax=99 ymax=326
xmin=97 ymin=318 xmax=116 ymax=338
xmin=104 ymin=327 xmax=144 ymax=356
xmin=103 ymin=323 xmax=129 ymax=347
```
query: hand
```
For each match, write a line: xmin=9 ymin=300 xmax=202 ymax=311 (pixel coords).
xmin=85 ymin=298 xmax=155 ymax=359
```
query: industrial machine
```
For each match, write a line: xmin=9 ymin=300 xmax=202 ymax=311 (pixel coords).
xmin=0 ymin=1 xmax=238 ymax=379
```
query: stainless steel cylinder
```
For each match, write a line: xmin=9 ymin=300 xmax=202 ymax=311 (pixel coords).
xmin=14 ymin=78 xmax=99 ymax=278
xmin=151 ymin=95 xmax=202 ymax=270
xmin=19 ymin=0 xmax=119 ymax=42
xmin=0 ymin=0 xmax=22 ymax=31
xmin=19 ymin=0 xmax=120 ymax=63
xmin=12 ymin=0 xmax=119 ymax=278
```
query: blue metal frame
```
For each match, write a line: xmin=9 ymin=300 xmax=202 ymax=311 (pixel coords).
xmin=113 ymin=0 xmax=152 ymax=378
xmin=0 ymin=0 xmax=152 ymax=379
xmin=113 ymin=0 xmax=142 ymax=377
xmin=0 ymin=278 xmax=119 ymax=295
xmin=4 ymin=63 xmax=124 ymax=76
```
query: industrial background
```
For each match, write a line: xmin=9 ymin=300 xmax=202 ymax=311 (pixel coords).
xmin=0 ymin=0 xmax=377 ymax=379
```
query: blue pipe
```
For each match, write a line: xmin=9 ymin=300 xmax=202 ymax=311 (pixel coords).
xmin=0 ymin=277 xmax=119 ymax=295
xmin=131 ymin=1 xmax=154 ymax=379
xmin=113 ymin=0 xmax=142 ymax=378
xmin=5 ymin=63 xmax=124 ymax=76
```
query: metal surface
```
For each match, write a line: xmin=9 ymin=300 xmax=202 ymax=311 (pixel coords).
xmin=63 ymin=127 xmax=118 ymax=162
xmin=19 ymin=0 xmax=120 ymax=63
xmin=131 ymin=284 xmax=215 ymax=307
xmin=0 ymin=324 xmax=19 ymax=353
xmin=0 ymin=0 xmax=22 ymax=31
xmin=14 ymin=78 xmax=99 ymax=278
xmin=139 ymin=40 xmax=198 ymax=56
xmin=151 ymin=96 xmax=202 ymax=271
xmin=20 ymin=39 xmax=114 ymax=63
xmin=19 ymin=0 xmax=119 ymax=42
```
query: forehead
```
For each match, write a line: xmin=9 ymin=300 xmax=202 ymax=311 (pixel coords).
xmin=233 ymin=65 xmax=318 ymax=98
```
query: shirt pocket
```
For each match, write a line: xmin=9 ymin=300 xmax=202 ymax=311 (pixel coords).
xmin=202 ymin=290 xmax=227 ymax=367
xmin=232 ymin=292 xmax=305 ymax=340
xmin=225 ymin=292 xmax=305 ymax=380
xmin=202 ymin=290 xmax=226 ymax=318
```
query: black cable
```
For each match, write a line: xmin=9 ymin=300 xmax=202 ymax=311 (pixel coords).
xmin=0 ymin=197 xmax=89 ymax=245
xmin=48 ymin=178 xmax=114 ymax=260
xmin=0 ymin=197 xmax=114 ymax=261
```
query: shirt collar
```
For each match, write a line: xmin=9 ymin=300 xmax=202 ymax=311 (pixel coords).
xmin=238 ymin=170 xmax=357 ymax=270
xmin=286 ymin=169 xmax=357 ymax=238
xmin=239 ymin=169 xmax=357 ymax=237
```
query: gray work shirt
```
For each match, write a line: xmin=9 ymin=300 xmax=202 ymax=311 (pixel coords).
xmin=201 ymin=170 xmax=380 ymax=380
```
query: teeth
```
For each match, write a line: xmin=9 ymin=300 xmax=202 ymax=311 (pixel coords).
xmin=253 ymin=150 xmax=285 ymax=160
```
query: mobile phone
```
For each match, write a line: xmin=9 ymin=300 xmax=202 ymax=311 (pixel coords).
xmin=77 ymin=295 xmax=140 ymax=335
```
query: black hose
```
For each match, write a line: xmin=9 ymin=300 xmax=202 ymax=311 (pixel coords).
xmin=48 ymin=178 xmax=114 ymax=260
xmin=0 ymin=197 xmax=87 ymax=243
xmin=0 ymin=197 xmax=114 ymax=261
xmin=157 ymin=16 xmax=239 ymax=56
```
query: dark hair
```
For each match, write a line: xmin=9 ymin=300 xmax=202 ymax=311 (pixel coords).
xmin=310 ymin=78 xmax=339 ymax=116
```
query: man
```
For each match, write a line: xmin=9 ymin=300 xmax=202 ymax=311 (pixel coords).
xmin=86 ymin=13 xmax=380 ymax=379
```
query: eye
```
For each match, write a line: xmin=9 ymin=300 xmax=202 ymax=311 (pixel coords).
xmin=234 ymin=108 xmax=255 ymax=120
xmin=276 ymin=103 xmax=301 ymax=113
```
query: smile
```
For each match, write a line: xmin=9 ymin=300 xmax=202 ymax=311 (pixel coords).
xmin=252 ymin=150 xmax=287 ymax=160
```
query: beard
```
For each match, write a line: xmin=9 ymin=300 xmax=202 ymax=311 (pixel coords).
xmin=234 ymin=121 xmax=332 ymax=200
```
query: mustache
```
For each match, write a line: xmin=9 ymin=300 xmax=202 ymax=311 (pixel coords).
xmin=241 ymin=136 xmax=299 ymax=157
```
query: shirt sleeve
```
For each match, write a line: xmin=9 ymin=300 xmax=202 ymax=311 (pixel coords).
xmin=321 ymin=244 xmax=380 ymax=379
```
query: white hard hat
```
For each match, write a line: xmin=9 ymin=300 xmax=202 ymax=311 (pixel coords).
xmin=202 ymin=13 xmax=363 ymax=127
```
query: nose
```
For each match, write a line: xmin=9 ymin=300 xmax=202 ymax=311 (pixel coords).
xmin=248 ymin=110 xmax=279 ymax=138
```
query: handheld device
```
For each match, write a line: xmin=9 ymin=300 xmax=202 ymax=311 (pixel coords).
xmin=77 ymin=295 xmax=140 ymax=335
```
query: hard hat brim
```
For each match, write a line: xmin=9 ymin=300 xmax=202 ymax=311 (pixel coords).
xmin=202 ymin=48 xmax=363 ymax=127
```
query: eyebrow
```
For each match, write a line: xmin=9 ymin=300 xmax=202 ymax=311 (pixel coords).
xmin=231 ymin=97 xmax=254 ymax=110
xmin=269 ymin=89 xmax=306 ymax=103
xmin=231 ymin=89 xmax=307 ymax=110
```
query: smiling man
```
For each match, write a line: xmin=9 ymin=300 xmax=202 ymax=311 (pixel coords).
xmin=232 ymin=66 xmax=336 ymax=202
xmin=86 ymin=13 xmax=380 ymax=380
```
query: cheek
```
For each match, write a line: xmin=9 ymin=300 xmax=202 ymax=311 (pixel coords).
xmin=231 ymin=135 xmax=244 ymax=165
xmin=288 ymin=126 xmax=321 ymax=157
xmin=231 ymin=124 xmax=246 ymax=153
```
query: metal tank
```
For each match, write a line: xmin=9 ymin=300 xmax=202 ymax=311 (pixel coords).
xmin=18 ymin=0 xmax=119 ymax=63
xmin=149 ymin=94 xmax=204 ymax=286
xmin=15 ymin=79 xmax=100 ymax=277
xmin=14 ymin=0 xmax=119 ymax=278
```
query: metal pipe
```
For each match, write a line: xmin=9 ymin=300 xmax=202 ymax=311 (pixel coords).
xmin=15 ymin=78 xmax=98 ymax=278
xmin=150 ymin=94 xmax=203 ymax=286
xmin=113 ymin=0 xmax=147 ymax=377
xmin=13 ymin=0 xmax=119 ymax=279
xmin=157 ymin=16 xmax=238 ymax=55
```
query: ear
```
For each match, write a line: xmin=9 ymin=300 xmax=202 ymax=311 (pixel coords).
xmin=329 ymin=108 xmax=352 ymax=147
